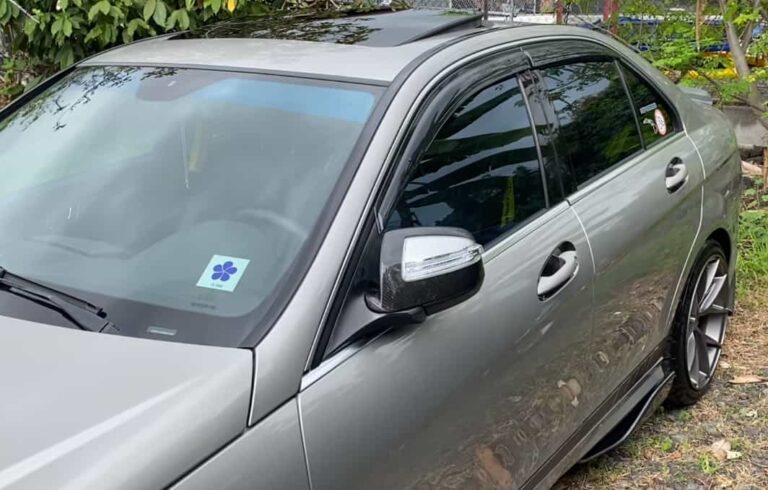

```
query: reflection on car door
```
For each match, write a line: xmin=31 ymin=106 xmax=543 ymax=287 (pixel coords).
xmin=535 ymin=51 xmax=703 ymax=401
xmin=299 ymin=68 xmax=596 ymax=489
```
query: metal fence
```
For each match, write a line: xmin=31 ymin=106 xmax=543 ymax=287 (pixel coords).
xmin=406 ymin=0 xmax=605 ymax=18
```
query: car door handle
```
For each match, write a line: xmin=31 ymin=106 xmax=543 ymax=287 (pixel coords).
xmin=666 ymin=158 xmax=688 ymax=193
xmin=537 ymin=250 xmax=578 ymax=299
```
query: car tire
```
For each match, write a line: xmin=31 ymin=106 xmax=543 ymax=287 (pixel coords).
xmin=666 ymin=240 xmax=731 ymax=408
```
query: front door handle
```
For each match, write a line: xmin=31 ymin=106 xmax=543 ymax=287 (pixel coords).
xmin=666 ymin=158 xmax=688 ymax=192
xmin=537 ymin=249 xmax=578 ymax=299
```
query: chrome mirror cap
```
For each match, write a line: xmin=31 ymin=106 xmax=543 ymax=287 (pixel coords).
xmin=402 ymin=235 xmax=483 ymax=283
xmin=372 ymin=227 xmax=484 ymax=314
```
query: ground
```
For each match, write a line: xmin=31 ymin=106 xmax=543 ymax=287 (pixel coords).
xmin=555 ymin=292 xmax=768 ymax=489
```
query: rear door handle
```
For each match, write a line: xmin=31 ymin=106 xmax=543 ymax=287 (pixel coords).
xmin=537 ymin=249 xmax=578 ymax=299
xmin=666 ymin=158 xmax=688 ymax=192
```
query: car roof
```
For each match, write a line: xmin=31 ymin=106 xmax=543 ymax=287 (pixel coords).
xmin=82 ymin=9 xmax=524 ymax=84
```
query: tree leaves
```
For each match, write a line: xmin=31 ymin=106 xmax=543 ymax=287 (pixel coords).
xmin=87 ymin=0 xmax=111 ymax=20
xmin=1 ymin=0 xmax=271 ymax=81
xmin=142 ymin=0 xmax=156 ymax=20
xmin=152 ymin=1 xmax=167 ymax=26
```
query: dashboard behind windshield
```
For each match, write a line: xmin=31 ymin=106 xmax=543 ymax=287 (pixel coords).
xmin=0 ymin=66 xmax=381 ymax=346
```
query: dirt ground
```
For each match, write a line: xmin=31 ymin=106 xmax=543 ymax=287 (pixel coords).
xmin=555 ymin=294 xmax=768 ymax=489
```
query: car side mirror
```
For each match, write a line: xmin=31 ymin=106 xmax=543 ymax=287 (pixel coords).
xmin=367 ymin=227 xmax=484 ymax=315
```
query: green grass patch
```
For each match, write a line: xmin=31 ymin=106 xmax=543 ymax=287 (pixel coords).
xmin=737 ymin=209 xmax=768 ymax=296
xmin=697 ymin=453 xmax=719 ymax=475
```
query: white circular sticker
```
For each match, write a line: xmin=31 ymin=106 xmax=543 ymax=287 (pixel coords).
xmin=654 ymin=108 xmax=667 ymax=136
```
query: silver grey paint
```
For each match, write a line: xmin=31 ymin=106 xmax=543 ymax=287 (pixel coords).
xmin=0 ymin=317 xmax=251 ymax=490
xmin=300 ymin=203 xmax=596 ymax=488
xmin=172 ymin=399 xmax=309 ymax=490
xmin=568 ymin=132 xmax=704 ymax=419
xmin=82 ymin=37 xmax=449 ymax=83
xmin=2 ymin=24 xmax=741 ymax=490
xmin=288 ymin=28 xmax=738 ymax=488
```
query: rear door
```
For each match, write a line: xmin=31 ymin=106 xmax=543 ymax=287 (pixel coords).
xmin=299 ymin=55 xmax=597 ymax=488
xmin=529 ymin=42 xmax=703 ymax=401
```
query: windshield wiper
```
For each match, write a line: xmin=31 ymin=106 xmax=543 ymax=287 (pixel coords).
xmin=0 ymin=266 xmax=119 ymax=334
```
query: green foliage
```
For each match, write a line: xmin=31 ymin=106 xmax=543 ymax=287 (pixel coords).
xmin=610 ymin=0 xmax=767 ymax=111
xmin=697 ymin=452 xmax=719 ymax=475
xmin=616 ymin=9 xmax=723 ymax=74
xmin=738 ymin=207 xmax=768 ymax=295
xmin=0 ymin=0 xmax=271 ymax=98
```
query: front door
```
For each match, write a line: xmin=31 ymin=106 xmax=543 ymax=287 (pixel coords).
xmin=299 ymin=64 xmax=596 ymax=489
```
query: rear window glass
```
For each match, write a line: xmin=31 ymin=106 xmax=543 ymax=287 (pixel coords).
xmin=541 ymin=61 xmax=642 ymax=188
xmin=619 ymin=63 xmax=677 ymax=146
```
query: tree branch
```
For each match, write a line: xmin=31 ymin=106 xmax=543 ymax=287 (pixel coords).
xmin=698 ymin=72 xmax=768 ymax=130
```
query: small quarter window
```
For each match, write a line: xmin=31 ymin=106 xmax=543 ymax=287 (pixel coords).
xmin=386 ymin=76 xmax=547 ymax=246
xmin=619 ymin=63 xmax=677 ymax=146
xmin=541 ymin=61 xmax=642 ymax=188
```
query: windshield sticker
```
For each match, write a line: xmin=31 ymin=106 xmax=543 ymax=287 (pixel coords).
xmin=196 ymin=255 xmax=250 ymax=292
xmin=654 ymin=109 xmax=668 ymax=136
xmin=639 ymin=102 xmax=657 ymax=115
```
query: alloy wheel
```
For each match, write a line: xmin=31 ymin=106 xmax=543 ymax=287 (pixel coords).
xmin=685 ymin=255 xmax=730 ymax=389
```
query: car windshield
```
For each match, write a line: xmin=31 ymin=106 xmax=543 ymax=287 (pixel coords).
xmin=0 ymin=66 xmax=381 ymax=346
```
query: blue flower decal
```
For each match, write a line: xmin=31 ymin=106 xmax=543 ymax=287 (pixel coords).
xmin=211 ymin=261 xmax=238 ymax=282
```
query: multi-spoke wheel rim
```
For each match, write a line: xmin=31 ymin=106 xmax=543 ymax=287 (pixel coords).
xmin=685 ymin=255 xmax=730 ymax=389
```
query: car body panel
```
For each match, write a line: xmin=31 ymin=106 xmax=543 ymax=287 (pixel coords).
xmin=246 ymin=24 xmax=641 ymax=428
xmin=172 ymin=399 xmax=308 ymax=490
xmin=299 ymin=203 xmax=596 ymax=488
xmin=569 ymin=132 xmax=704 ymax=405
xmin=81 ymin=37 xmax=449 ymax=84
xmin=0 ymin=317 xmax=251 ymax=490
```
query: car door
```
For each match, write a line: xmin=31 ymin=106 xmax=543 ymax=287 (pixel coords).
xmin=529 ymin=43 xmax=703 ymax=401
xmin=298 ymin=57 xmax=597 ymax=489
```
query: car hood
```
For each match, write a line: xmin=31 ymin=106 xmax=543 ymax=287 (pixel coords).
xmin=0 ymin=316 xmax=253 ymax=490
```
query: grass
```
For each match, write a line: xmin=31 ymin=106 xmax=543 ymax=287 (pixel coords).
xmin=737 ymin=208 xmax=768 ymax=295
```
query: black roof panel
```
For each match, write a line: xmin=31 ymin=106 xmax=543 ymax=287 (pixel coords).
xmin=174 ymin=9 xmax=485 ymax=47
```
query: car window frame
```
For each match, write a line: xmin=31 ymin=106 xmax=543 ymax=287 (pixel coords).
xmin=532 ymin=57 xmax=646 ymax=191
xmin=380 ymin=71 xmax=555 ymax=250
xmin=617 ymin=60 xmax=682 ymax=150
xmin=522 ymin=38 xmax=684 ymax=195
xmin=307 ymin=48 xmax=566 ymax=369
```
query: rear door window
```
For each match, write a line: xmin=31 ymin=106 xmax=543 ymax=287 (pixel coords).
xmin=540 ymin=61 xmax=642 ymax=189
xmin=619 ymin=63 xmax=677 ymax=147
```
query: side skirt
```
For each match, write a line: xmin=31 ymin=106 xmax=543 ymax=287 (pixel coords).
xmin=580 ymin=370 xmax=674 ymax=462
xmin=522 ymin=345 xmax=670 ymax=489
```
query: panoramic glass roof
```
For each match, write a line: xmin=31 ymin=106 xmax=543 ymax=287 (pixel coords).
xmin=173 ymin=9 xmax=484 ymax=47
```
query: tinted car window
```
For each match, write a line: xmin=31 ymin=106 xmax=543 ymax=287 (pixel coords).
xmin=520 ymin=70 xmax=566 ymax=205
xmin=386 ymin=76 xmax=547 ymax=245
xmin=619 ymin=63 xmax=676 ymax=146
xmin=541 ymin=61 xmax=642 ymax=188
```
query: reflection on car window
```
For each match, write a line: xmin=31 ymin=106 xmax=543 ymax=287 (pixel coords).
xmin=386 ymin=76 xmax=547 ymax=245
xmin=542 ymin=61 xmax=642 ymax=189
xmin=619 ymin=63 xmax=676 ymax=147
xmin=0 ymin=66 xmax=380 ymax=346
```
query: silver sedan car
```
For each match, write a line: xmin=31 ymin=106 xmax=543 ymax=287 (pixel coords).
xmin=0 ymin=9 xmax=740 ymax=490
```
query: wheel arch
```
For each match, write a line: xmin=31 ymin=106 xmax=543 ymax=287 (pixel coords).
xmin=706 ymin=228 xmax=732 ymax=264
